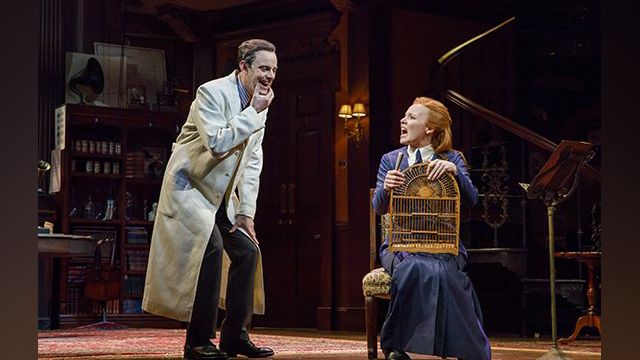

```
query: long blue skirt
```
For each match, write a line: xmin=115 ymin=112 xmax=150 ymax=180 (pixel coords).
xmin=380 ymin=253 xmax=491 ymax=360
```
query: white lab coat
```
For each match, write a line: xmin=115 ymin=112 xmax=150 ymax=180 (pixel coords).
xmin=142 ymin=71 xmax=266 ymax=322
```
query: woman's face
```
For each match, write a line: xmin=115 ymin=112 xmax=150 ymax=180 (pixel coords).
xmin=399 ymin=104 xmax=433 ymax=148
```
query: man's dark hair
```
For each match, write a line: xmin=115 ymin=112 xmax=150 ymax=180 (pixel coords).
xmin=237 ymin=39 xmax=276 ymax=68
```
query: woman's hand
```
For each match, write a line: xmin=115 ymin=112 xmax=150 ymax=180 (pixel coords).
xmin=384 ymin=170 xmax=405 ymax=192
xmin=426 ymin=159 xmax=457 ymax=180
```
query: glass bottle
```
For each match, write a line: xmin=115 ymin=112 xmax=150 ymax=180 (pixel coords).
xmin=83 ymin=196 xmax=94 ymax=219
xmin=69 ymin=188 xmax=79 ymax=217
xmin=142 ymin=200 xmax=148 ymax=221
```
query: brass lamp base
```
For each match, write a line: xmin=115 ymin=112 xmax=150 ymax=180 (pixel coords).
xmin=537 ymin=346 xmax=573 ymax=360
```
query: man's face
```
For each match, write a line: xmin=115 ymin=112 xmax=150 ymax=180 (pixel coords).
xmin=399 ymin=104 xmax=432 ymax=147
xmin=240 ymin=50 xmax=278 ymax=95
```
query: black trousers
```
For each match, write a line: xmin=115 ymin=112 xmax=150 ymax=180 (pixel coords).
xmin=186 ymin=205 xmax=259 ymax=346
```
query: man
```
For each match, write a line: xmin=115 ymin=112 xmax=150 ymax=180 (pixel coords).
xmin=143 ymin=39 xmax=278 ymax=360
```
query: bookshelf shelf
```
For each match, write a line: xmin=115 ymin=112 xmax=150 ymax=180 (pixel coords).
xmin=70 ymin=218 xmax=121 ymax=225
xmin=125 ymin=178 xmax=163 ymax=185
xmin=126 ymin=220 xmax=155 ymax=226
xmin=71 ymin=172 xmax=123 ymax=179
xmin=125 ymin=270 xmax=148 ymax=275
xmin=124 ymin=243 xmax=150 ymax=249
xmin=72 ymin=152 xmax=123 ymax=160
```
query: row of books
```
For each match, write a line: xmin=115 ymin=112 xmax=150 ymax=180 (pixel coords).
xmin=124 ymin=275 xmax=145 ymax=296
xmin=64 ymin=286 xmax=120 ymax=315
xmin=123 ymin=298 xmax=143 ymax=314
xmin=64 ymin=263 xmax=121 ymax=315
xmin=126 ymin=226 xmax=149 ymax=244
xmin=126 ymin=249 xmax=149 ymax=272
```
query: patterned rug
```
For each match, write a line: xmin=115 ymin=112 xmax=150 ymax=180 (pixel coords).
xmin=38 ymin=328 xmax=369 ymax=359
xmin=38 ymin=328 xmax=601 ymax=359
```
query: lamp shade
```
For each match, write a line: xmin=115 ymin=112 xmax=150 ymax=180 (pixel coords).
xmin=352 ymin=103 xmax=366 ymax=117
xmin=338 ymin=104 xmax=353 ymax=119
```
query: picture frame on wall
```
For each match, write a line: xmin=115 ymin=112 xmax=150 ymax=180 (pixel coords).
xmin=94 ymin=42 xmax=166 ymax=109
xmin=127 ymin=84 xmax=147 ymax=109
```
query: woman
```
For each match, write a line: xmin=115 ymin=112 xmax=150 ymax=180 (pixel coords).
xmin=372 ymin=97 xmax=491 ymax=360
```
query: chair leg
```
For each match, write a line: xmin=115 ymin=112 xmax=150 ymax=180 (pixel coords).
xmin=365 ymin=296 xmax=378 ymax=359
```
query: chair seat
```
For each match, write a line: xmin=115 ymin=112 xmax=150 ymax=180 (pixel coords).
xmin=362 ymin=267 xmax=391 ymax=297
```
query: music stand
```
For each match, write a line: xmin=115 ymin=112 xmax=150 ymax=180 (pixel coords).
xmin=520 ymin=140 xmax=595 ymax=360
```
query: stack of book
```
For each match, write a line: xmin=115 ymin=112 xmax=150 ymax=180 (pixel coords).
xmin=126 ymin=226 xmax=149 ymax=244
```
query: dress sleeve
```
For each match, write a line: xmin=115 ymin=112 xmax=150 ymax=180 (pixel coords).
xmin=449 ymin=151 xmax=479 ymax=208
xmin=372 ymin=152 xmax=394 ymax=215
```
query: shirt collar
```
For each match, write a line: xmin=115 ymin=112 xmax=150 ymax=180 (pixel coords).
xmin=236 ymin=74 xmax=250 ymax=110
xmin=407 ymin=144 xmax=435 ymax=165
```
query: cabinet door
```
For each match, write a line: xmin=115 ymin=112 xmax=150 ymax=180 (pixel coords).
xmin=254 ymin=58 xmax=335 ymax=328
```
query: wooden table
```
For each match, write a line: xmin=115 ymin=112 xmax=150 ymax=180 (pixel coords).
xmin=38 ymin=233 xmax=94 ymax=329
xmin=554 ymin=251 xmax=601 ymax=344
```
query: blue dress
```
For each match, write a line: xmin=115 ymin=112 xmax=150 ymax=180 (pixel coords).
xmin=372 ymin=147 xmax=491 ymax=360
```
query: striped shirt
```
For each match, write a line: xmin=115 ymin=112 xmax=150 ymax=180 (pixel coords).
xmin=236 ymin=75 xmax=250 ymax=110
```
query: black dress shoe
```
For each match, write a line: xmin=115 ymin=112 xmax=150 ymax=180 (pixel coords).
xmin=219 ymin=340 xmax=274 ymax=358
xmin=184 ymin=343 xmax=228 ymax=359
xmin=385 ymin=349 xmax=411 ymax=360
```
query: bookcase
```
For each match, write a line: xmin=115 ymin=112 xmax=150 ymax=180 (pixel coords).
xmin=53 ymin=103 xmax=184 ymax=328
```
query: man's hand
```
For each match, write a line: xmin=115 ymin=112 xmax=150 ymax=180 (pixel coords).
xmin=426 ymin=159 xmax=457 ymax=180
xmin=384 ymin=170 xmax=405 ymax=192
xmin=250 ymin=83 xmax=274 ymax=113
xmin=229 ymin=214 xmax=259 ymax=245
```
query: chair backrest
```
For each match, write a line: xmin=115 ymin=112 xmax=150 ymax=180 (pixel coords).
xmin=369 ymin=188 xmax=377 ymax=271
xmin=369 ymin=188 xmax=395 ymax=271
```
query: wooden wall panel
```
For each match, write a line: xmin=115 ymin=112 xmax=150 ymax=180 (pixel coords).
xmin=39 ymin=0 xmax=65 ymax=165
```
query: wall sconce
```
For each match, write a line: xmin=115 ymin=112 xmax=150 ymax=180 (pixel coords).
xmin=339 ymin=102 xmax=366 ymax=146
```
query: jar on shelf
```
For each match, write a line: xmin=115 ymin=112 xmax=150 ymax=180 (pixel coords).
xmin=94 ymin=160 xmax=101 ymax=174
xmin=81 ymin=140 xmax=88 ymax=153
xmin=113 ymin=162 xmax=120 ymax=175
xmin=89 ymin=140 xmax=96 ymax=154
xmin=103 ymin=161 xmax=111 ymax=174
xmin=85 ymin=159 xmax=93 ymax=173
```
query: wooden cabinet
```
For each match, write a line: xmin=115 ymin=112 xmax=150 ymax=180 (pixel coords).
xmin=54 ymin=103 xmax=184 ymax=327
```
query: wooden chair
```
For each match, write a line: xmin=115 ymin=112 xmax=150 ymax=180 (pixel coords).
xmin=362 ymin=189 xmax=391 ymax=359
xmin=80 ymin=237 xmax=125 ymax=329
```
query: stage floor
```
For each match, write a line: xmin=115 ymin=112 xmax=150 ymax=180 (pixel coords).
xmin=38 ymin=327 xmax=601 ymax=359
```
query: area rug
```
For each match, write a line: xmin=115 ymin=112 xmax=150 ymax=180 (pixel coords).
xmin=38 ymin=328 xmax=369 ymax=359
xmin=38 ymin=328 xmax=601 ymax=360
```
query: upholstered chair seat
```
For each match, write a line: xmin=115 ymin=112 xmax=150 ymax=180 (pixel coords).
xmin=362 ymin=267 xmax=391 ymax=298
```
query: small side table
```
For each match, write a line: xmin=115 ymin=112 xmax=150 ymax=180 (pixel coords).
xmin=554 ymin=251 xmax=601 ymax=344
xmin=38 ymin=233 xmax=94 ymax=329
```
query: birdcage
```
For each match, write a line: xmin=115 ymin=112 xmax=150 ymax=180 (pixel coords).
xmin=389 ymin=161 xmax=461 ymax=255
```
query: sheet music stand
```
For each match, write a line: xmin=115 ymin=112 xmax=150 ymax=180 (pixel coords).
xmin=520 ymin=140 xmax=595 ymax=360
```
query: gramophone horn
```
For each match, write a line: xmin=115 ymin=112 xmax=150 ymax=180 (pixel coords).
xmin=69 ymin=57 xmax=104 ymax=104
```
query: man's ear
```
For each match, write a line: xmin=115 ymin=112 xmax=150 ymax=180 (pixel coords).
xmin=239 ymin=60 xmax=248 ymax=72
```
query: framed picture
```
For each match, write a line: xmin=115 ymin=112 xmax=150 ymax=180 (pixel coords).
xmin=94 ymin=43 xmax=166 ymax=108
xmin=127 ymin=84 xmax=146 ymax=108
